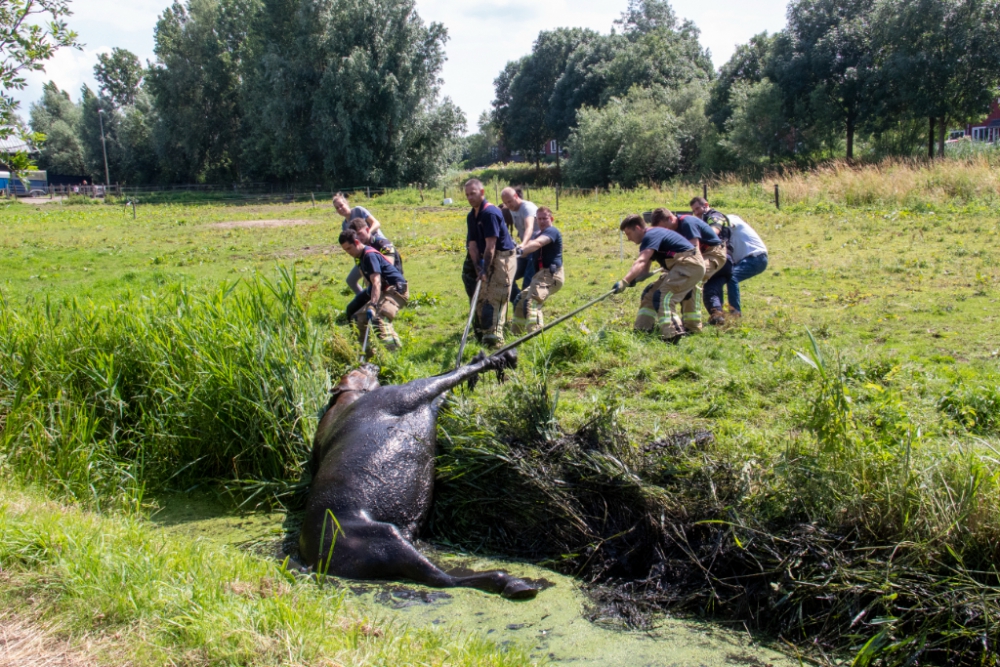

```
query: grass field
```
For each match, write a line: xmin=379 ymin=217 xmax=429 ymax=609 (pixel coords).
xmin=2 ymin=160 xmax=1000 ymax=665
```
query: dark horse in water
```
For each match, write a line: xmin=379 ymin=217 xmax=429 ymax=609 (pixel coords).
xmin=298 ymin=350 xmax=538 ymax=599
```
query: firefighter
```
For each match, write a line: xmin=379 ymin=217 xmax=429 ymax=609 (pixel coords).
xmin=650 ymin=208 xmax=726 ymax=332
xmin=512 ymin=206 xmax=563 ymax=334
xmin=614 ymin=215 xmax=705 ymax=344
xmin=464 ymin=179 xmax=517 ymax=347
xmin=340 ymin=229 xmax=408 ymax=352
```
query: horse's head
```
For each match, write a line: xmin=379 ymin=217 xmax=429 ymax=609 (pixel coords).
xmin=329 ymin=363 xmax=380 ymax=406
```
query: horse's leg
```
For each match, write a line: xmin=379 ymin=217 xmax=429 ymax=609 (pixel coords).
xmin=388 ymin=350 xmax=516 ymax=414
xmin=310 ymin=516 xmax=538 ymax=599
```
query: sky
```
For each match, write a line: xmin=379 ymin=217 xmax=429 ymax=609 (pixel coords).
xmin=13 ymin=0 xmax=789 ymax=132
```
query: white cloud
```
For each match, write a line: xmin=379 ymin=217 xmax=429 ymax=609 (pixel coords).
xmin=8 ymin=0 xmax=788 ymax=130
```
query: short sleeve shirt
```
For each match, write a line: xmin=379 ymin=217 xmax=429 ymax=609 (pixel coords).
xmin=676 ymin=215 xmax=722 ymax=246
xmin=639 ymin=227 xmax=694 ymax=267
xmin=510 ymin=200 xmax=539 ymax=242
xmin=535 ymin=226 xmax=563 ymax=270
xmin=467 ymin=202 xmax=516 ymax=255
xmin=341 ymin=205 xmax=386 ymax=241
xmin=359 ymin=246 xmax=405 ymax=291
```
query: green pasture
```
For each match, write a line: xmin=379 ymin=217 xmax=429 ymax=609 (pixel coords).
xmin=3 ymin=186 xmax=999 ymax=434
xmin=2 ymin=182 xmax=1000 ymax=666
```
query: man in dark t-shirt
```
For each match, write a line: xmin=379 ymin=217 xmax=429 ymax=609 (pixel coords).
xmin=348 ymin=217 xmax=403 ymax=275
xmin=613 ymin=215 xmax=705 ymax=343
xmin=651 ymin=207 xmax=727 ymax=333
xmin=339 ymin=229 xmax=409 ymax=353
xmin=512 ymin=206 xmax=564 ymax=334
xmin=464 ymin=178 xmax=517 ymax=348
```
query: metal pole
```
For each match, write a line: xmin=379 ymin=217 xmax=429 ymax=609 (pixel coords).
xmin=495 ymin=267 xmax=666 ymax=356
xmin=456 ymin=280 xmax=483 ymax=368
xmin=98 ymin=109 xmax=110 ymax=189
xmin=359 ymin=321 xmax=372 ymax=363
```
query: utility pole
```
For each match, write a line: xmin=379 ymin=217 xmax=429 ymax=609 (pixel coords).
xmin=97 ymin=108 xmax=110 ymax=189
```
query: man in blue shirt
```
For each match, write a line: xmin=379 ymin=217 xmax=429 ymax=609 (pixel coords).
xmin=512 ymin=206 xmax=563 ymax=334
xmin=348 ymin=217 xmax=403 ymax=274
xmin=464 ymin=178 xmax=517 ymax=348
xmin=339 ymin=229 xmax=408 ymax=352
xmin=651 ymin=208 xmax=727 ymax=333
xmin=613 ymin=215 xmax=705 ymax=343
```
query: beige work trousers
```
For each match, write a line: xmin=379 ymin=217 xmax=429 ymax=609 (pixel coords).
xmin=635 ymin=250 xmax=705 ymax=339
xmin=512 ymin=266 xmax=565 ymax=334
xmin=354 ymin=285 xmax=408 ymax=352
xmin=476 ymin=249 xmax=517 ymax=347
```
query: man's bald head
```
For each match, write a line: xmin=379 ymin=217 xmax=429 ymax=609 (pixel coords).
xmin=500 ymin=186 xmax=522 ymax=210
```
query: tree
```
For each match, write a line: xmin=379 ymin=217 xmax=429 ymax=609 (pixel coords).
xmin=490 ymin=58 xmax=524 ymax=160
xmin=29 ymin=81 xmax=85 ymax=175
xmin=873 ymin=0 xmax=1000 ymax=158
xmin=601 ymin=21 xmax=713 ymax=102
xmin=464 ymin=111 xmax=501 ymax=168
xmin=241 ymin=0 xmax=460 ymax=185
xmin=614 ymin=0 xmax=678 ymax=35
xmin=772 ymin=0 xmax=878 ymax=159
xmin=708 ymin=32 xmax=775 ymax=130
xmin=566 ymin=86 xmax=697 ymax=188
xmin=721 ymin=79 xmax=789 ymax=163
xmin=148 ymin=0 xmax=255 ymax=183
xmin=78 ymin=85 xmax=121 ymax=183
xmin=505 ymin=28 xmax=596 ymax=168
xmin=0 ymin=0 xmax=79 ymax=139
xmin=547 ymin=34 xmax=626 ymax=142
xmin=94 ymin=48 xmax=144 ymax=108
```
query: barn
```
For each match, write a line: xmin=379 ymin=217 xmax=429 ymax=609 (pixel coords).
xmin=966 ymin=97 xmax=1000 ymax=142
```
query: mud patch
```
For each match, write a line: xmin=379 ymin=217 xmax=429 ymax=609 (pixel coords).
xmin=209 ymin=218 xmax=323 ymax=229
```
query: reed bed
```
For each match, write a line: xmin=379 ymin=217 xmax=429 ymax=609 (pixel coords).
xmin=0 ymin=268 xmax=351 ymax=510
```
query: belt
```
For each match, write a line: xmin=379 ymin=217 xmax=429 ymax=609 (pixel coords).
xmin=496 ymin=249 xmax=515 ymax=257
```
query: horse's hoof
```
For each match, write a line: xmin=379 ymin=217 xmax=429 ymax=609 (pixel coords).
xmin=501 ymin=578 xmax=538 ymax=600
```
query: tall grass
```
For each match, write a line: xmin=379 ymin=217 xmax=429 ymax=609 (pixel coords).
xmin=0 ymin=268 xmax=351 ymax=509
xmin=739 ymin=155 xmax=1000 ymax=208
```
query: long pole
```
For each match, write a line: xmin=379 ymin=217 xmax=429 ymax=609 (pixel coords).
xmin=495 ymin=270 xmax=663 ymax=356
xmin=359 ymin=321 xmax=372 ymax=363
xmin=456 ymin=280 xmax=483 ymax=368
xmin=98 ymin=109 xmax=110 ymax=188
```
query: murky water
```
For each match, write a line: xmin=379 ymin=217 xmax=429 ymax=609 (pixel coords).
xmin=152 ymin=495 xmax=793 ymax=666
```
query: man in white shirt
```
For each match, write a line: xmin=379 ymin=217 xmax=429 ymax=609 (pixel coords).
xmin=500 ymin=187 xmax=538 ymax=303
xmin=702 ymin=214 xmax=768 ymax=320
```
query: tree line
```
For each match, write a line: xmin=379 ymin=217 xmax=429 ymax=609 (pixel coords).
xmin=27 ymin=0 xmax=464 ymax=187
xmin=470 ymin=0 xmax=1000 ymax=187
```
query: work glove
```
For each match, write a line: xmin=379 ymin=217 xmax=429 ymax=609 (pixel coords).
xmin=515 ymin=246 xmax=524 ymax=257
xmin=365 ymin=306 xmax=376 ymax=321
xmin=612 ymin=280 xmax=630 ymax=294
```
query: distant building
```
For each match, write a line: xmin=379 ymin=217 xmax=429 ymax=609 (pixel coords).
xmin=966 ymin=97 xmax=1000 ymax=142
xmin=542 ymin=140 xmax=568 ymax=158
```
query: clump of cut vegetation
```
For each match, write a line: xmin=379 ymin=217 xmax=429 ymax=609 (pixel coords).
xmin=430 ymin=335 xmax=1000 ymax=666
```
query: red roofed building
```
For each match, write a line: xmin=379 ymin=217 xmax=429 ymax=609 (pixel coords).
xmin=966 ymin=97 xmax=1000 ymax=142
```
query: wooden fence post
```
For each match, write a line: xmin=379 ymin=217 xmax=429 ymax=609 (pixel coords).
xmin=774 ymin=184 xmax=780 ymax=210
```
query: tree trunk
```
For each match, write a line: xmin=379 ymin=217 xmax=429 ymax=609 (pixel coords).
xmin=929 ymin=117 xmax=936 ymax=159
xmin=938 ymin=117 xmax=946 ymax=158
xmin=846 ymin=117 xmax=855 ymax=161
xmin=555 ymin=141 xmax=561 ymax=187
